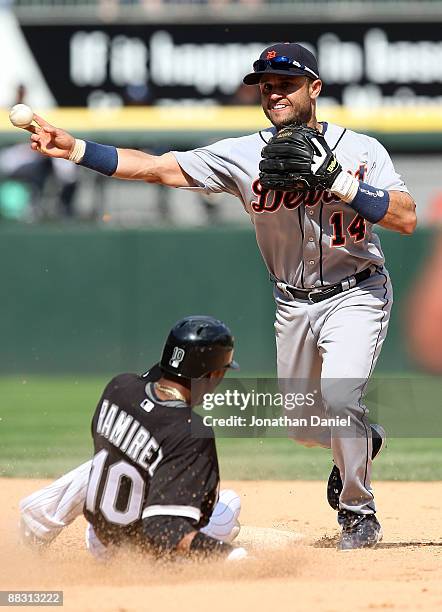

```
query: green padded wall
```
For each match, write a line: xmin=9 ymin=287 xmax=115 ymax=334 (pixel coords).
xmin=0 ymin=225 xmax=432 ymax=374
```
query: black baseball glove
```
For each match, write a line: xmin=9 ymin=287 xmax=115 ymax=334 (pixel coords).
xmin=259 ymin=124 xmax=342 ymax=192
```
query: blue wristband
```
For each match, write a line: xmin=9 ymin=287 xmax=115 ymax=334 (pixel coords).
xmin=349 ymin=181 xmax=390 ymax=224
xmin=79 ymin=141 xmax=118 ymax=176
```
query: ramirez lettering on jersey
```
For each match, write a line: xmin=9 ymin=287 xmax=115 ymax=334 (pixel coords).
xmin=96 ymin=399 xmax=163 ymax=475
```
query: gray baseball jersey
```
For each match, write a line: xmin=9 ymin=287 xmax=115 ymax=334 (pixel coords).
xmin=173 ymin=123 xmax=405 ymax=516
xmin=173 ymin=122 xmax=408 ymax=288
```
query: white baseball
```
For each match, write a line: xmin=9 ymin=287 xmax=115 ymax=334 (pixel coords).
xmin=9 ymin=104 xmax=34 ymax=128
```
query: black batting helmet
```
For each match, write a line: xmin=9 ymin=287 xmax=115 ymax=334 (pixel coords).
xmin=159 ymin=315 xmax=239 ymax=379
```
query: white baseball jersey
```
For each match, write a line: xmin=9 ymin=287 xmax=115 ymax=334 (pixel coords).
xmin=173 ymin=122 xmax=408 ymax=287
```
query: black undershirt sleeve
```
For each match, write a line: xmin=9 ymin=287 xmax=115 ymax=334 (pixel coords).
xmin=142 ymin=515 xmax=195 ymax=553
xmin=142 ymin=515 xmax=232 ymax=557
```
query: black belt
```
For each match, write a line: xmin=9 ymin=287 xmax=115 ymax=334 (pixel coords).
xmin=275 ymin=268 xmax=372 ymax=304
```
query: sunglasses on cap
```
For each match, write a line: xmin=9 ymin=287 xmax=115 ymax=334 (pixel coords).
xmin=253 ymin=56 xmax=319 ymax=79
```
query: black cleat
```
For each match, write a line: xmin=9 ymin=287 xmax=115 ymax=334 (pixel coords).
xmin=338 ymin=511 xmax=383 ymax=550
xmin=327 ymin=424 xmax=386 ymax=511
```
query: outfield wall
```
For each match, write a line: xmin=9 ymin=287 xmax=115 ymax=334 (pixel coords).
xmin=0 ymin=226 xmax=431 ymax=374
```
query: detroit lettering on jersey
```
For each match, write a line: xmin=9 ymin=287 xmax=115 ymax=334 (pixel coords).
xmin=172 ymin=122 xmax=408 ymax=288
xmin=96 ymin=399 xmax=163 ymax=475
xmin=250 ymin=166 xmax=366 ymax=213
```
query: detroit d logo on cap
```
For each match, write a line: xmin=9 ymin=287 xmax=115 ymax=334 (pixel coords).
xmin=170 ymin=347 xmax=185 ymax=368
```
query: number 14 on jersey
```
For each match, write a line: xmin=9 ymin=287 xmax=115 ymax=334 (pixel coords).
xmin=330 ymin=212 xmax=366 ymax=247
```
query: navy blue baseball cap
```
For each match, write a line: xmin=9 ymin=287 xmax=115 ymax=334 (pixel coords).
xmin=243 ymin=42 xmax=320 ymax=85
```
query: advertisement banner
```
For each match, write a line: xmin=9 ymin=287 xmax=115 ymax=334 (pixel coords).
xmin=18 ymin=22 xmax=442 ymax=108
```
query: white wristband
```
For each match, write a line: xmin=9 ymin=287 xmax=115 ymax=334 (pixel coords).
xmin=68 ymin=139 xmax=86 ymax=164
xmin=330 ymin=171 xmax=359 ymax=203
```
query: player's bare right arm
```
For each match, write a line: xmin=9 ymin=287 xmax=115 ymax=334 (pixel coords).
xmin=114 ymin=149 xmax=191 ymax=187
xmin=26 ymin=114 xmax=192 ymax=188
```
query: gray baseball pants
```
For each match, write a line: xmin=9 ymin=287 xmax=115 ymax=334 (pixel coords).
xmin=274 ymin=268 xmax=392 ymax=514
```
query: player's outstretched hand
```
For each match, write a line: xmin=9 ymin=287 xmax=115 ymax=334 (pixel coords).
xmin=27 ymin=114 xmax=75 ymax=160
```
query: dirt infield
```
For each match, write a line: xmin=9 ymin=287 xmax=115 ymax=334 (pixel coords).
xmin=2 ymin=479 xmax=442 ymax=611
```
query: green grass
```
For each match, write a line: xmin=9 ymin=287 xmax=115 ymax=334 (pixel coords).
xmin=0 ymin=376 xmax=97 ymax=477
xmin=1 ymin=377 xmax=442 ymax=480
xmin=217 ymin=437 xmax=442 ymax=481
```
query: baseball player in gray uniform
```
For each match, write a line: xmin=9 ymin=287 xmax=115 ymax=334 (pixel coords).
xmin=25 ymin=42 xmax=416 ymax=550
